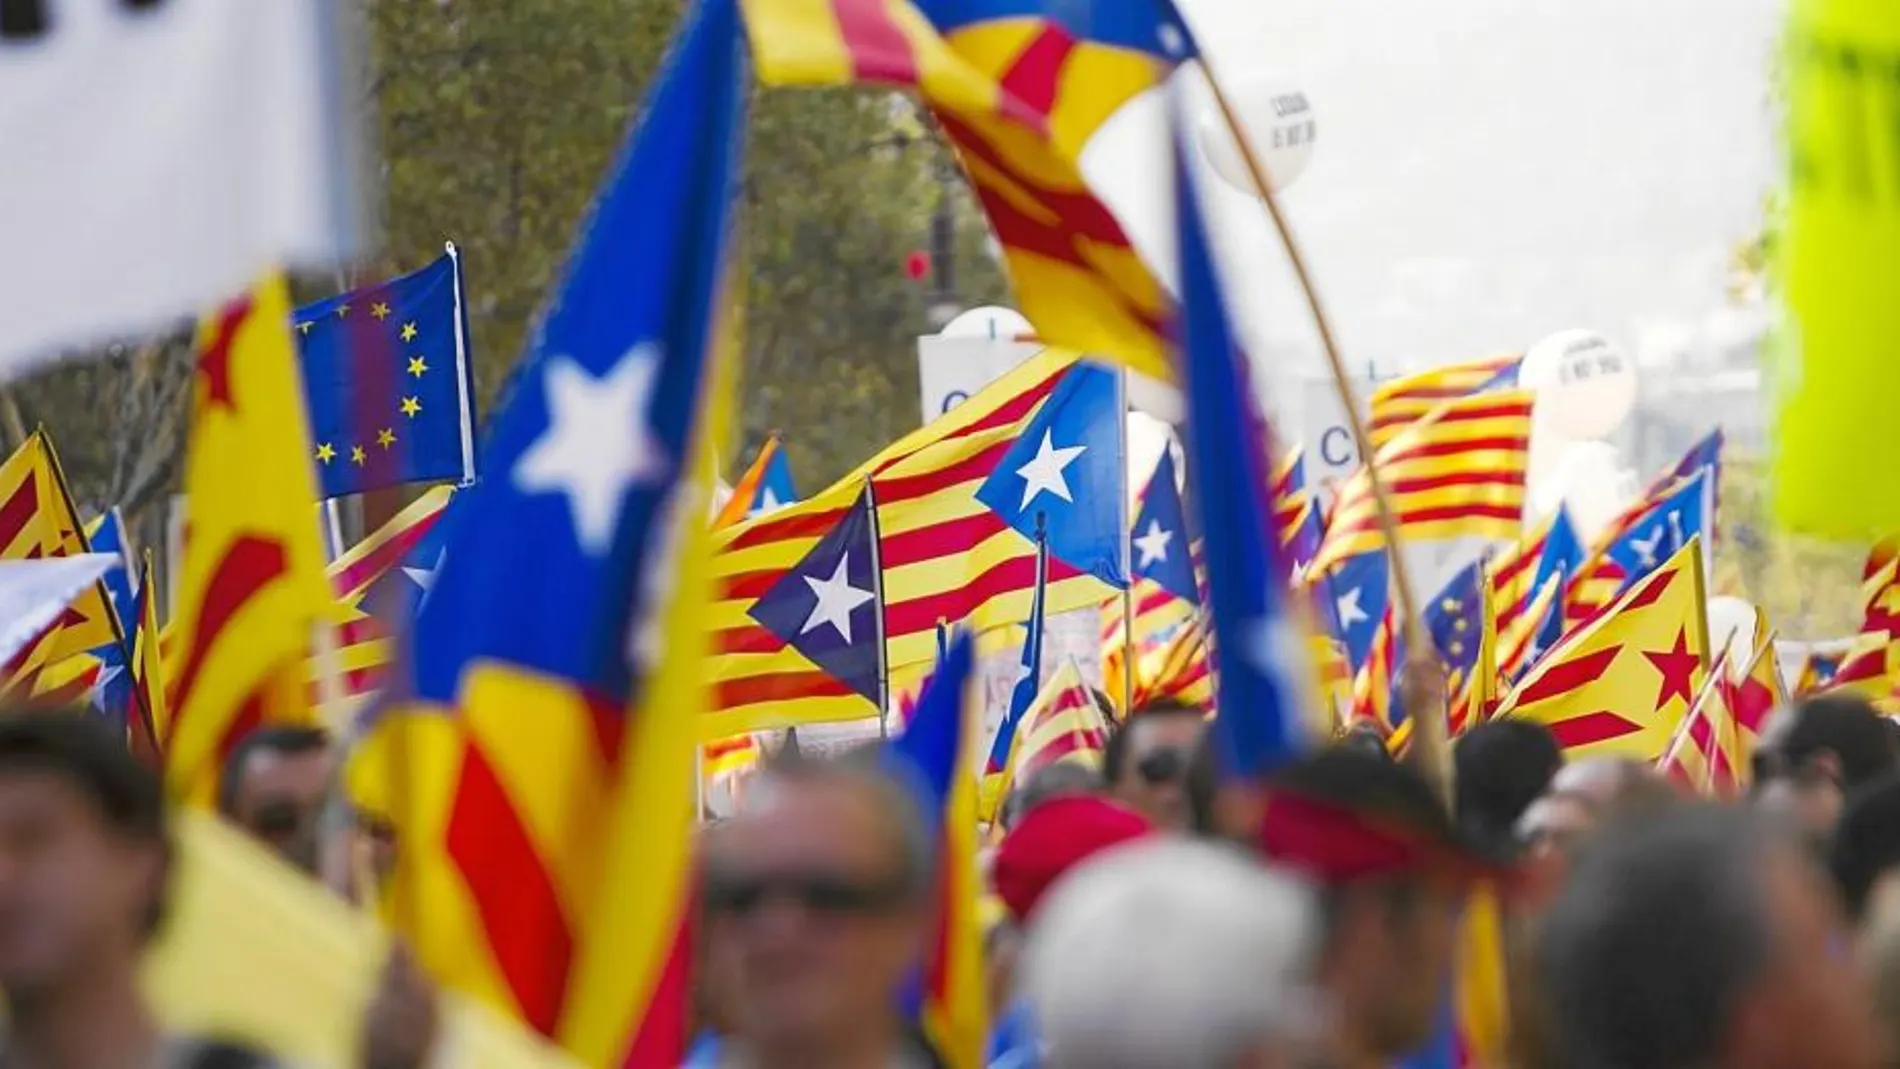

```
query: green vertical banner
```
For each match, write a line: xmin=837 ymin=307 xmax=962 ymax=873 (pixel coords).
xmin=1775 ymin=0 xmax=1900 ymax=540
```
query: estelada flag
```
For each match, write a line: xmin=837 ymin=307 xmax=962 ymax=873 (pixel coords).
xmin=166 ymin=275 xmax=334 ymax=808
xmin=1498 ymin=538 xmax=1710 ymax=762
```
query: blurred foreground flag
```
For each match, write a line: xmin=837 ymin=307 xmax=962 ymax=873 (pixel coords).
xmin=166 ymin=278 xmax=335 ymax=808
xmin=739 ymin=0 xmax=1190 ymax=383
xmin=1774 ymin=0 xmax=1900 ymax=538
xmin=1171 ymin=85 xmax=1311 ymax=778
xmin=360 ymin=1 xmax=746 ymax=1063
xmin=0 ymin=1 xmax=363 ymax=370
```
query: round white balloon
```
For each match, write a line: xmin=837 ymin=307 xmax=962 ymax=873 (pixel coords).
xmin=1528 ymin=439 xmax=1638 ymax=545
xmin=1706 ymin=596 xmax=1759 ymax=673
xmin=939 ymin=305 xmax=1033 ymax=340
xmin=1198 ymin=70 xmax=1317 ymax=194
xmin=1520 ymin=329 xmax=1639 ymax=440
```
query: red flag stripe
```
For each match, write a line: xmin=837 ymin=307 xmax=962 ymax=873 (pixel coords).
xmin=829 ymin=0 xmax=921 ymax=84
xmin=1514 ymin=646 xmax=1623 ymax=707
xmin=170 ymin=536 xmax=291 ymax=716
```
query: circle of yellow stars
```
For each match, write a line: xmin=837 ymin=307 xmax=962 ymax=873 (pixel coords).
xmin=303 ymin=301 xmax=433 ymax=469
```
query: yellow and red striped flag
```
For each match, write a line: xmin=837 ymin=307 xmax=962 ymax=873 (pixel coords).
xmin=738 ymin=0 xmax=1182 ymax=387
xmin=130 ymin=551 xmax=170 ymax=760
xmin=1311 ymin=390 xmax=1534 ymax=575
xmin=1658 ymin=648 xmax=1744 ymax=797
xmin=1814 ymin=536 xmax=1900 ymax=701
xmin=709 ymin=350 xmax=1110 ymax=735
xmin=325 ymin=485 xmax=453 ymax=602
xmin=0 ymin=431 xmax=120 ymax=664
xmin=979 ymin=660 xmax=1106 ymax=820
xmin=1099 ymin=576 xmax=1195 ymax=711
xmin=166 ymin=276 xmax=334 ymax=807
xmin=1727 ymin=615 xmax=1785 ymax=771
xmin=1498 ymin=538 xmax=1709 ymax=762
xmin=1366 ymin=353 xmax=1521 ymax=452
xmin=1496 ymin=572 xmax=1564 ymax=683
xmin=1134 ymin=613 xmax=1215 ymax=714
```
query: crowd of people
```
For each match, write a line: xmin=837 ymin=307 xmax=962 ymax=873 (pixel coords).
xmin=8 ymin=681 xmax=1900 ymax=1069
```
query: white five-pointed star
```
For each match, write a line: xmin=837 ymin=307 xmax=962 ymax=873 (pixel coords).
xmin=403 ymin=560 xmax=439 ymax=593
xmin=1632 ymin=526 xmax=1665 ymax=567
xmin=1335 ymin=586 xmax=1369 ymax=629
xmin=512 ymin=346 xmax=666 ymax=555
xmin=1014 ymin=430 xmax=1087 ymax=510
xmin=1134 ymin=519 xmax=1174 ymax=570
xmin=801 ymin=553 xmax=875 ymax=644
xmin=750 ymin=487 xmax=784 ymax=517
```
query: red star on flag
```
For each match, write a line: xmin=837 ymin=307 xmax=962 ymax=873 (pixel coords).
xmin=1643 ymin=628 xmax=1700 ymax=710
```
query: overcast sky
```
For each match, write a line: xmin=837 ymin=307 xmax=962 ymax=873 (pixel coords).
xmin=1096 ymin=0 xmax=1785 ymax=380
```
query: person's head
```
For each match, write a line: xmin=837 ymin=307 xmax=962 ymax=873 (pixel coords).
xmin=701 ymin=755 xmax=933 ymax=1056
xmin=1757 ymin=695 xmax=1899 ymax=848
xmin=1000 ymin=760 xmax=1102 ymax=830
xmin=1453 ymin=720 xmax=1563 ymax=848
xmin=1021 ymin=839 xmax=1320 ymax=1069
xmin=1832 ymin=775 xmax=1900 ymax=926
xmin=217 ymin=725 xmax=333 ymax=872
xmin=1256 ymin=749 xmax=1492 ymax=1059
xmin=1103 ymin=701 xmax=1205 ymax=829
xmin=1538 ymin=804 xmax=1881 ymax=1069
xmin=991 ymin=795 xmax=1153 ymax=923
xmin=0 ymin=711 xmax=168 ymax=998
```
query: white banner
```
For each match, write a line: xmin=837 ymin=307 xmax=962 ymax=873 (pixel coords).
xmin=0 ymin=0 xmax=363 ymax=371
xmin=0 ymin=555 xmax=117 ymax=667
xmin=916 ymin=335 xmax=1042 ymax=426
xmin=1295 ymin=375 xmax=1372 ymax=504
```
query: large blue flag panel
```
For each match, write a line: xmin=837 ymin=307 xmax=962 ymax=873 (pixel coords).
xmin=295 ymin=250 xmax=476 ymax=499
xmin=749 ymin=487 xmax=883 ymax=703
xmin=1172 ymin=88 xmax=1307 ymax=779
xmin=975 ymin=361 xmax=1128 ymax=590
xmin=409 ymin=0 xmax=746 ymax=705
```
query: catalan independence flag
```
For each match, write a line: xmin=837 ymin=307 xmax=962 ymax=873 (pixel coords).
xmin=352 ymin=3 xmax=744 ymax=1062
xmin=886 ymin=629 xmax=985 ymax=1069
xmin=709 ymin=350 xmax=1112 ymax=735
xmin=166 ymin=276 xmax=336 ymax=808
xmin=740 ymin=0 xmax=1190 ymax=385
xmin=1311 ymin=390 xmax=1535 ymax=575
xmin=293 ymin=249 xmax=477 ymax=499
xmin=1367 ymin=353 xmax=1521 ymax=453
xmin=0 ymin=431 xmax=121 ymax=664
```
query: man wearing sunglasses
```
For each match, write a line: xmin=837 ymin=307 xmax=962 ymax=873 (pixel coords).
xmin=701 ymin=757 xmax=943 ymax=1069
xmin=1102 ymin=701 xmax=1205 ymax=829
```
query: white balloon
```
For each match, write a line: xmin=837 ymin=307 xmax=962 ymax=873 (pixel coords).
xmin=1198 ymin=70 xmax=1317 ymax=194
xmin=1528 ymin=440 xmax=1638 ymax=544
xmin=939 ymin=305 xmax=1033 ymax=340
xmin=1520 ymin=329 xmax=1639 ymax=440
xmin=1706 ymin=596 xmax=1759 ymax=672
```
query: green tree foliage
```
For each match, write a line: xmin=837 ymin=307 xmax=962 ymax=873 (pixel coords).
xmin=10 ymin=0 xmax=1007 ymax=545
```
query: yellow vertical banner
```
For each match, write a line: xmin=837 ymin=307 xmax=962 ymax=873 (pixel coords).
xmin=1775 ymin=0 xmax=1900 ymax=538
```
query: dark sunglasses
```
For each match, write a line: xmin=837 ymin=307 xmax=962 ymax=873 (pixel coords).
xmin=1136 ymin=747 xmax=1188 ymax=786
xmin=703 ymin=869 xmax=908 ymax=919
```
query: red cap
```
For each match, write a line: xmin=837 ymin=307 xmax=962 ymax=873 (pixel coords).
xmin=991 ymin=796 xmax=1153 ymax=921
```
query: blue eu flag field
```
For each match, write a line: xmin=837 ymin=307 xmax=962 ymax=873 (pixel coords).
xmin=294 ymin=248 xmax=476 ymax=499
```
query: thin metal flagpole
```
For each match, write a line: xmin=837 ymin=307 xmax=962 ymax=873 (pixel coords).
xmin=1118 ymin=369 xmax=1135 ymax=717
xmin=445 ymin=240 xmax=479 ymax=487
xmin=865 ymin=477 xmax=891 ymax=739
xmin=1162 ymin=6 xmax=1445 ymax=795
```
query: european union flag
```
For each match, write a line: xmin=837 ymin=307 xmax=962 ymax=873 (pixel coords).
xmin=294 ymin=249 xmax=476 ymax=499
xmin=407 ymin=0 xmax=745 ymax=706
xmin=975 ymin=362 xmax=1127 ymax=589
xmin=749 ymin=488 xmax=883 ymax=704
xmin=1171 ymin=86 xmax=1308 ymax=779
xmin=1132 ymin=449 xmax=1198 ymax=604
xmin=1426 ymin=560 xmax=1486 ymax=682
